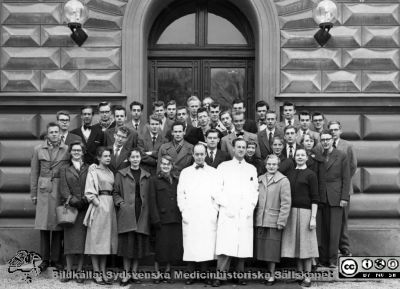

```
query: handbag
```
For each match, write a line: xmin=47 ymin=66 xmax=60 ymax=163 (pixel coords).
xmin=56 ymin=195 xmax=78 ymax=226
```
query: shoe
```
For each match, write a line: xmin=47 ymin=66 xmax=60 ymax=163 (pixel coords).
xmin=153 ymin=277 xmax=161 ymax=284
xmin=329 ymin=263 xmax=338 ymax=269
xmin=120 ymin=277 xmax=130 ymax=287
xmin=76 ymin=271 xmax=85 ymax=284
xmin=38 ymin=261 xmax=49 ymax=273
xmin=130 ymin=277 xmax=142 ymax=284
xmin=60 ymin=277 xmax=71 ymax=283
xmin=102 ymin=276 xmax=113 ymax=285
xmin=93 ymin=277 xmax=106 ymax=285
xmin=341 ymin=250 xmax=352 ymax=257
xmin=212 ymin=279 xmax=221 ymax=287
xmin=185 ymin=278 xmax=196 ymax=285
xmin=265 ymin=278 xmax=275 ymax=286
xmin=300 ymin=279 xmax=311 ymax=287
xmin=238 ymin=278 xmax=247 ymax=285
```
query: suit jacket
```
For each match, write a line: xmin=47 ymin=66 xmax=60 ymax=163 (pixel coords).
xmin=221 ymin=131 xmax=260 ymax=158
xmin=166 ymin=122 xmax=194 ymax=142
xmin=277 ymin=118 xmax=301 ymax=131
xmin=317 ymin=148 xmax=350 ymax=206
xmin=281 ymin=143 xmax=304 ymax=160
xmin=243 ymin=119 xmax=258 ymax=134
xmin=205 ymin=149 xmax=230 ymax=168
xmin=64 ymin=132 xmax=82 ymax=146
xmin=71 ymin=126 xmax=104 ymax=165
xmin=296 ymin=129 xmax=320 ymax=144
xmin=137 ymin=131 xmax=168 ymax=175
xmin=258 ymin=128 xmax=284 ymax=160
xmin=185 ymin=127 xmax=205 ymax=145
xmin=104 ymin=125 xmax=138 ymax=149
xmin=109 ymin=146 xmax=131 ymax=174
xmin=161 ymin=118 xmax=174 ymax=139
xmin=126 ymin=119 xmax=148 ymax=138
xmin=157 ymin=141 xmax=194 ymax=178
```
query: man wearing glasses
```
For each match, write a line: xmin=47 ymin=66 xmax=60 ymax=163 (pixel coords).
xmin=92 ymin=101 xmax=116 ymax=132
xmin=56 ymin=110 xmax=82 ymax=145
xmin=317 ymin=130 xmax=350 ymax=269
xmin=109 ymin=126 xmax=131 ymax=174
xmin=311 ymin=111 xmax=326 ymax=134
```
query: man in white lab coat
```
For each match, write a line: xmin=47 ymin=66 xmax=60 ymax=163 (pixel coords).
xmin=213 ymin=138 xmax=259 ymax=286
xmin=177 ymin=143 xmax=221 ymax=284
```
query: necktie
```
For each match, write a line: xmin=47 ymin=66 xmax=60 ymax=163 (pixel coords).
xmin=195 ymin=164 xmax=204 ymax=169
xmin=227 ymin=130 xmax=232 ymax=135
xmin=268 ymin=131 xmax=273 ymax=146
xmin=209 ymin=150 xmax=214 ymax=162
xmin=323 ymin=150 xmax=329 ymax=162
xmin=288 ymin=120 xmax=292 ymax=126
xmin=333 ymin=141 xmax=337 ymax=148
xmin=61 ymin=135 xmax=65 ymax=143
xmin=302 ymin=129 xmax=307 ymax=135
xmin=115 ymin=148 xmax=120 ymax=158
xmin=152 ymin=135 xmax=156 ymax=146
xmin=289 ymin=145 xmax=293 ymax=158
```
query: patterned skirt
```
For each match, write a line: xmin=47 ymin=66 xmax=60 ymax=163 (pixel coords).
xmin=281 ymin=208 xmax=319 ymax=259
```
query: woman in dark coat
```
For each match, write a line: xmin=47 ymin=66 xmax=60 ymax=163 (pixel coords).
xmin=149 ymin=154 xmax=183 ymax=283
xmin=59 ymin=141 xmax=88 ymax=283
xmin=245 ymin=140 xmax=264 ymax=176
xmin=113 ymin=148 xmax=152 ymax=286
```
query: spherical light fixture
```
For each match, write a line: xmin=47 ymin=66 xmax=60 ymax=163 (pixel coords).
xmin=312 ymin=0 xmax=338 ymax=47
xmin=63 ymin=0 xmax=89 ymax=46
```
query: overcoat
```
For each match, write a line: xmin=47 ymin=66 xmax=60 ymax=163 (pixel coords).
xmin=215 ymin=159 xmax=258 ymax=258
xmin=177 ymin=163 xmax=220 ymax=262
xmin=112 ymin=166 xmax=151 ymax=235
xmin=255 ymin=171 xmax=291 ymax=228
xmin=30 ymin=141 xmax=69 ymax=231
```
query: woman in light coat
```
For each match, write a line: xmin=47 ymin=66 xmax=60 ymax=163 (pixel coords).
xmin=255 ymin=154 xmax=291 ymax=285
xmin=83 ymin=146 xmax=118 ymax=285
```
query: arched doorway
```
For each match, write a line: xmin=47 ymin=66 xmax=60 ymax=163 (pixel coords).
xmin=148 ymin=0 xmax=255 ymax=115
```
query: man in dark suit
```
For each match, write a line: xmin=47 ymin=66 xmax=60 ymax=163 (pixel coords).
xmin=92 ymin=101 xmax=116 ymax=132
xmin=277 ymin=102 xmax=300 ymax=131
xmin=209 ymin=103 xmax=226 ymax=133
xmin=138 ymin=114 xmax=167 ymax=175
xmin=219 ymin=110 xmax=235 ymax=135
xmin=71 ymin=106 xmax=104 ymax=164
xmin=258 ymin=110 xmax=284 ymax=160
xmin=166 ymin=100 xmax=177 ymax=121
xmin=297 ymin=111 xmax=320 ymax=144
xmin=281 ymin=125 xmax=303 ymax=160
xmin=328 ymin=121 xmax=357 ymax=257
xmin=109 ymin=126 xmax=132 ymax=174
xmin=255 ymin=100 xmax=269 ymax=132
xmin=127 ymin=101 xmax=147 ymax=137
xmin=157 ymin=121 xmax=194 ymax=178
xmin=104 ymin=105 xmax=138 ymax=149
xmin=232 ymin=98 xmax=257 ymax=133
xmin=311 ymin=111 xmax=327 ymax=134
xmin=205 ymin=129 xmax=230 ymax=168
xmin=153 ymin=100 xmax=174 ymax=139
xmin=317 ymin=130 xmax=350 ymax=268
xmin=56 ymin=110 xmax=82 ymax=145
xmin=185 ymin=107 xmax=210 ymax=145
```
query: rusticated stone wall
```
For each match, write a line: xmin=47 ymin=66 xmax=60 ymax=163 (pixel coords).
xmin=0 ymin=0 xmax=127 ymax=92
xmin=276 ymin=0 xmax=400 ymax=93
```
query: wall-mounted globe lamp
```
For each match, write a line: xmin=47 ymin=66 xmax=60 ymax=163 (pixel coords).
xmin=63 ymin=0 xmax=89 ymax=46
xmin=313 ymin=0 xmax=338 ymax=47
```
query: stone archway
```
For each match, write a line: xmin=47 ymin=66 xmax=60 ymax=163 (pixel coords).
xmin=121 ymin=0 xmax=280 ymax=115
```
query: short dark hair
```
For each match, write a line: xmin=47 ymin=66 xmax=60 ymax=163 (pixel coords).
xmin=177 ymin=106 xmax=188 ymax=113
xmin=247 ymin=140 xmax=257 ymax=148
xmin=167 ymin=100 xmax=176 ymax=107
xmin=148 ymin=114 xmax=162 ymax=124
xmin=96 ymin=146 xmax=112 ymax=158
xmin=256 ymin=100 xmax=269 ymax=110
xmin=312 ymin=111 xmax=325 ymax=120
xmin=284 ymin=125 xmax=298 ymax=133
xmin=129 ymin=148 xmax=141 ymax=157
xmin=56 ymin=110 xmax=70 ymax=120
xmin=47 ymin=122 xmax=60 ymax=131
xmin=68 ymin=141 xmax=86 ymax=155
xmin=129 ymin=101 xmax=143 ymax=110
xmin=205 ymin=128 xmax=220 ymax=138
xmin=299 ymin=110 xmax=311 ymax=118
xmin=210 ymin=102 xmax=220 ymax=110
xmin=153 ymin=100 xmax=165 ymax=111
xmin=172 ymin=121 xmax=186 ymax=131
xmin=232 ymin=98 xmax=245 ymax=107
xmin=98 ymin=101 xmax=111 ymax=109
xmin=220 ymin=109 xmax=232 ymax=120
xmin=80 ymin=105 xmax=93 ymax=114
xmin=113 ymin=105 xmax=126 ymax=115
xmin=197 ymin=107 xmax=208 ymax=116
xmin=116 ymin=126 xmax=130 ymax=136
xmin=283 ymin=102 xmax=295 ymax=109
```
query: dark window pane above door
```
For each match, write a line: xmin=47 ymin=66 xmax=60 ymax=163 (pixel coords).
xmin=157 ymin=67 xmax=193 ymax=106
xmin=210 ymin=68 xmax=245 ymax=109
xmin=207 ymin=13 xmax=247 ymax=45
xmin=157 ymin=14 xmax=196 ymax=44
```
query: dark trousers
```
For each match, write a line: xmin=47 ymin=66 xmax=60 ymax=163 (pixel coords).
xmin=40 ymin=230 xmax=62 ymax=263
xmin=319 ymin=205 xmax=343 ymax=265
xmin=339 ymin=201 xmax=351 ymax=253
xmin=216 ymin=255 xmax=245 ymax=280
xmin=186 ymin=261 xmax=210 ymax=273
